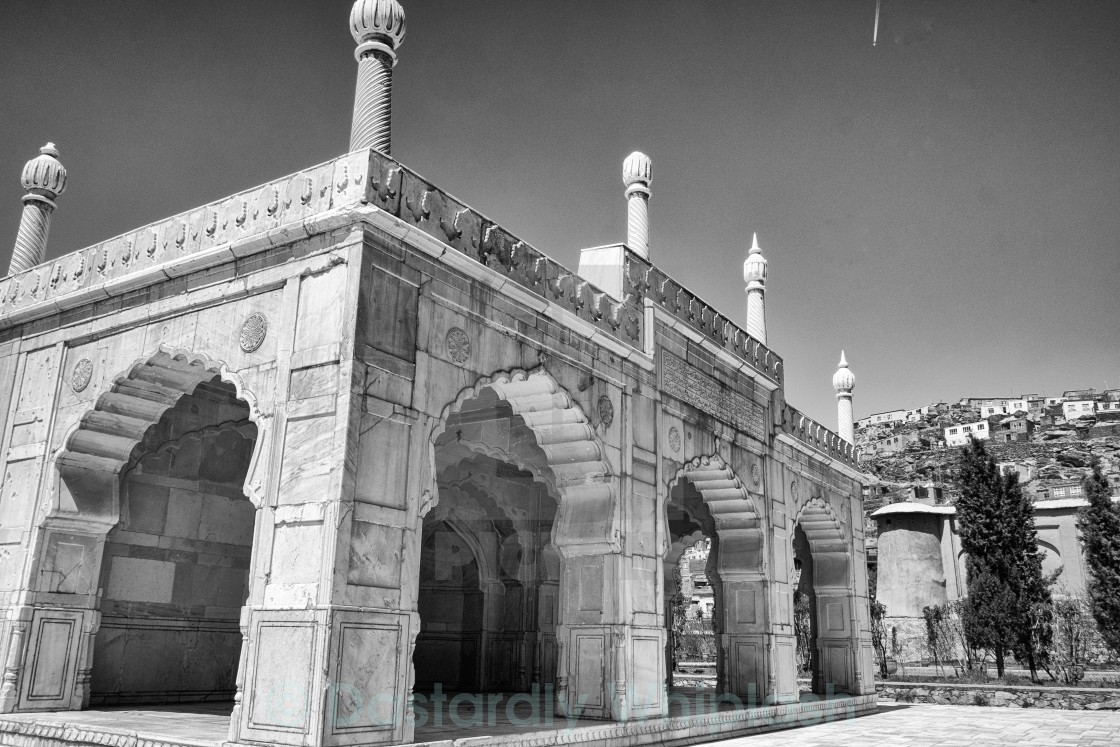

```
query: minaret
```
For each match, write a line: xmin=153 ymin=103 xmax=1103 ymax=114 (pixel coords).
xmin=833 ymin=351 xmax=856 ymax=444
xmin=8 ymin=143 xmax=67 ymax=276
xmin=622 ymin=151 xmax=652 ymax=260
xmin=742 ymin=233 xmax=768 ymax=344
xmin=349 ymin=0 xmax=406 ymax=154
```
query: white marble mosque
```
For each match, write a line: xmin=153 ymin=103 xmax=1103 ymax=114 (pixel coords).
xmin=0 ymin=2 xmax=874 ymax=745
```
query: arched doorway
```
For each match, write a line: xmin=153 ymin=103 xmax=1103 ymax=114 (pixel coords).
xmin=666 ymin=457 xmax=766 ymax=704
xmin=47 ymin=349 xmax=265 ymax=710
xmin=90 ymin=381 xmax=257 ymax=704
xmin=792 ymin=496 xmax=853 ymax=696
xmin=664 ymin=495 xmax=719 ymax=694
xmin=414 ymin=368 xmax=613 ymax=717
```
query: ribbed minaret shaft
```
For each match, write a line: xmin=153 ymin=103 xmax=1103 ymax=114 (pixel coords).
xmin=743 ymin=232 xmax=768 ymax=345
xmin=350 ymin=49 xmax=394 ymax=153
xmin=622 ymin=152 xmax=652 ymax=260
xmin=834 ymin=351 xmax=856 ymax=444
xmin=7 ymin=143 xmax=67 ymax=276
xmin=348 ymin=0 xmax=405 ymax=154
xmin=10 ymin=199 xmax=53 ymax=275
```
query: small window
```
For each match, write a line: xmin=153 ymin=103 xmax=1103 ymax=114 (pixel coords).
xmin=949 ymin=428 xmax=958 ymax=435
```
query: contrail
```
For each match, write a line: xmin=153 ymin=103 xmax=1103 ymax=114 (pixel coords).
xmin=873 ymin=0 xmax=881 ymax=46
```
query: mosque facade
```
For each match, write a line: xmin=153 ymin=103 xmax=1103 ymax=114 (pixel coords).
xmin=0 ymin=2 xmax=874 ymax=745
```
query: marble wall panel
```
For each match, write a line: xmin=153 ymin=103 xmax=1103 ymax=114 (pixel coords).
xmin=331 ymin=622 xmax=401 ymax=734
xmin=41 ymin=533 xmax=95 ymax=595
xmin=25 ymin=618 xmax=75 ymax=701
xmin=630 ymin=635 xmax=663 ymax=709
xmin=105 ymin=556 xmax=176 ymax=603
xmin=278 ymin=415 xmax=335 ymax=504
xmin=347 ymin=521 xmax=402 ymax=589
xmin=730 ymin=640 xmax=762 ymax=700
xmin=247 ymin=621 xmax=315 ymax=732
xmin=19 ymin=609 xmax=84 ymax=710
xmin=295 ymin=268 xmax=345 ymax=358
xmin=573 ymin=632 xmax=607 ymax=711
xmin=269 ymin=521 xmax=323 ymax=586
xmin=577 ymin=561 xmax=603 ymax=613
xmin=0 ymin=459 xmax=40 ymax=535
xmin=628 ymin=557 xmax=657 ymax=615
xmin=353 ymin=414 xmax=410 ymax=509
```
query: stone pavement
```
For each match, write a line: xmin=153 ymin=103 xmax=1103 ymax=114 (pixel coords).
xmin=712 ymin=702 xmax=1120 ymax=746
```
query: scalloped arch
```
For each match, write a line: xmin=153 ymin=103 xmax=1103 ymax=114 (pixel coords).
xmin=51 ymin=345 xmax=270 ymax=526
xmin=794 ymin=494 xmax=846 ymax=550
xmin=668 ymin=454 xmax=762 ymax=533
xmin=428 ymin=366 xmax=618 ymax=557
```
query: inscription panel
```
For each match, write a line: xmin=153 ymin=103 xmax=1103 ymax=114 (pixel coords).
xmin=661 ymin=352 xmax=766 ymax=441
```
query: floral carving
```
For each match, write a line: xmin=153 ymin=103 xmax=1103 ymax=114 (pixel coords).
xmin=446 ymin=327 xmax=471 ymax=366
xmin=668 ymin=427 xmax=681 ymax=454
xmin=239 ymin=312 xmax=268 ymax=353
xmin=598 ymin=395 xmax=614 ymax=428
xmin=71 ymin=358 xmax=93 ymax=393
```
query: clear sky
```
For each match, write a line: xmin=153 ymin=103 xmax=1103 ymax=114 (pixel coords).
xmin=1 ymin=1 xmax=1117 ymax=428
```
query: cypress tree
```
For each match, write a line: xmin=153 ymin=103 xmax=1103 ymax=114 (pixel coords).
xmin=1079 ymin=465 xmax=1120 ymax=655
xmin=955 ymin=438 xmax=1051 ymax=678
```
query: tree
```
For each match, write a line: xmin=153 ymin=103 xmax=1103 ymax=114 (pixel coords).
xmin=1078 ymin=465 xmax=1120 ymax=656
xmin=955 ymin=437 xmax=1052 ymax=678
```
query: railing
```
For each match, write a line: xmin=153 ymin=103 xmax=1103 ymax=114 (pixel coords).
xmin=623 ymin=252 xmax=783 ymax=384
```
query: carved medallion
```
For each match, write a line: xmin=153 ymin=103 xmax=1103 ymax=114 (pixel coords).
xmin=750 ymin=463 xmax=762 ymax=489
xmin=239 ymin=312 xmax=268 ymax=353
xmin=598 ymin=395 xmax=614 ymax=427
xmin=446 ymin=327 xmax=471 ymax=366
xmin=668 ymin=427 xmax=681 ymax=453
xmin=790 ymin=480 xmax=800 ymax=502
xmin=71 ymin=358 xmax=93 ymax=392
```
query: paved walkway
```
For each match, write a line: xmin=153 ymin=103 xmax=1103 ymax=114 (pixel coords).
xmin=2 ymin=700 xmax=1117 ymax=746
xmin=713 ymin=702 xmax=1120 ymax=746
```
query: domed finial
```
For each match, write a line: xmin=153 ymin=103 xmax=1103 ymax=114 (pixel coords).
xmin=350 ymin=0 xmax=406 ymax=56
xmin=8 ymin=143 xmax=67 ymax=276
xmin=622 ymin=151 xmax=652 ymax=194
xmin=622 ymin=151 xmax=652 ymax=259
xmin=21 ymin=143 xmax=68 ymax=202
xmin=833 ymin=350 xmax=855 ymax=393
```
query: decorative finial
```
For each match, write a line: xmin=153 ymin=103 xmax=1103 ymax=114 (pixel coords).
xmin=833 ymin=350 xmax=855 ymax=393
xmin=7 ymin=143 xmax=67 ymax=276
xmin=21 ymin=143 xmax=68 ymax=202
xmin=622 ymin=151 xmax=652 ymax=259
xmin=834 ymin=350 xmax=855 ymax=443
xmin=350 ymin=0 xmax=406 ymax=60
xmin=349 ymin=1 xmax=406 ymax=153
xmin=622 ymin=151 xmax=652 ymax=194
xmin=743 ymin=233 xmax=768 ymax=284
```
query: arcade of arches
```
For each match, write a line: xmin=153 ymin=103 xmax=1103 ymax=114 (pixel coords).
xmin=0 ymin=218 xmax=874 ymax=747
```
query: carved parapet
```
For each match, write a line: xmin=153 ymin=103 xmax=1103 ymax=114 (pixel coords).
xmin=0 ymin=150 xmax=368 ymax=325
xmin=779 ymin=403 xmax=857 ymax=468
xmin=364 ymin=150 xmax=644 ymax=347
xmin=624 ymin=252 xmax=784 ymax=384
